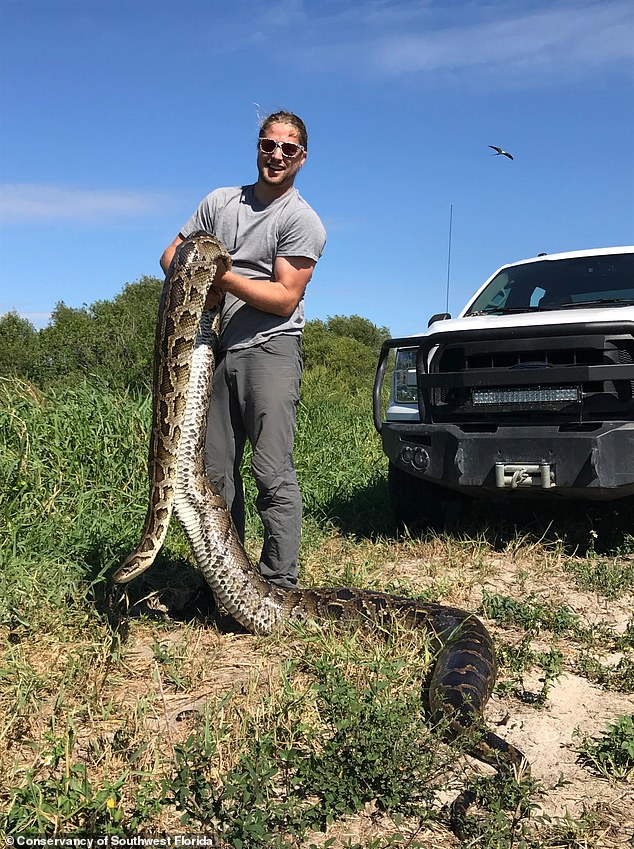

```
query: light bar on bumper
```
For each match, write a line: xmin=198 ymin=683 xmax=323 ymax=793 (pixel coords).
xmin=472 ymin=387 xmax=580 ymax=405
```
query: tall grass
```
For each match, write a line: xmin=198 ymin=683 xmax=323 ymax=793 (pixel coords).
xmin=1 ymin=379 xmax=150 ymax=630
xmin=0 ymin=373 xmax=386 ymax=631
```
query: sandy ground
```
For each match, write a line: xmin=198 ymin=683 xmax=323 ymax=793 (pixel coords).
xmin=115 ymin=537 xmax=634 ymax=848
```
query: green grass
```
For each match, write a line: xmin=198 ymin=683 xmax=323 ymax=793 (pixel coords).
xmin=1 ymin=378 xmax=150 ymax=632
xmin=564 ymin=553 xmax=634 ymax=599
xmin=575 ymin=714 xmax=634 ymax=780
xmin=2 ymin=374 xmax=634 ymax=846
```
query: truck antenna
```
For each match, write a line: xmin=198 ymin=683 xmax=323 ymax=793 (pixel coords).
xmin=445 ymin=204 xmax=453 ymax=314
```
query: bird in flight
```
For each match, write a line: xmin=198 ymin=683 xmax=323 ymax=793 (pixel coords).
xmin=489 ymin=145 xmax=513 ymax=160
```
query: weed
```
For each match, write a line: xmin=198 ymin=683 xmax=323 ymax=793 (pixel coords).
xmin=564 ymin=555 xmax=634 ymax=599
xmin=151 ymin=637 xmax=192 ymax=691
xmin=496 ymin=634 xmax=564 ymax=705
xmin=0 ymin=646 xmax=47 ymax=745
xmin=2 ymin=727 xmax=161 ymax=835
xmin=295 ymin=658 xmax=436 ymax=825
xmin=575 ymin=714 xmax=634 ymax=781
xmin=162 ymin=630 xmax=447 ymax=846
xmin=453 ymin=767 xmax=543 ymax=847
xmin=482 ymin=592 xmax=570 ymax=705
xmin=482 ymin=591 xmax=580 ymax=638
xmin=577 ymin=651 xmax=634 ymax=693
xmin=616 ymin=618 xmax=634 ymax=650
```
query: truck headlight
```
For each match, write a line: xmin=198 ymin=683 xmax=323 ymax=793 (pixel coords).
xmin=393 ymin=348 xmax=418 ymax=403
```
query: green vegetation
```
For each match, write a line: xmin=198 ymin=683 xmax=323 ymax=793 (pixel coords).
xmin=482 ymin=591 xmax=581 ymax=638
xmin=4 ymin=723 xmax=161 ymax=835
xmin=0 ymin=284 xmax=388 ymax=393
xmin=575 ymin=714 xmax=634 ymax=781
xmin=162 ymin=630 xmax=445 ymax=846
xmin=0 ymin=278 xmax=163 ymax=391
xmin=564 ymin=554 xmax=634 ymax=600
xmin=1 ymin=286 xmax=633 ymax=846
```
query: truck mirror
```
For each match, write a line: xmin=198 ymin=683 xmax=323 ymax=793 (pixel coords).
xmin=428 ymin=312 xmax=451 ymax=327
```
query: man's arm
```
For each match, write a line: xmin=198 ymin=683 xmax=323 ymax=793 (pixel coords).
xmin=160 ymin=232 xmax=316 ymax=316
xmin=215 ymin=255 xmax=316 ymax=318
xmin=160 ymin=234 xmax=185 ymax=275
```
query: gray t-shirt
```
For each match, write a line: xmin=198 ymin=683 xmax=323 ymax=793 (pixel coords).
xmin=181 ymin=184 xmax=326 ymax=351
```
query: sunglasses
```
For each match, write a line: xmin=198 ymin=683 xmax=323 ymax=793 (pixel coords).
xmin=258 ymin=138 xmax=305 ymax=159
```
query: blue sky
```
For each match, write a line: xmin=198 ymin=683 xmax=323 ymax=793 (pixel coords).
xmin=1 ymin=0 xmax=633 ymax=337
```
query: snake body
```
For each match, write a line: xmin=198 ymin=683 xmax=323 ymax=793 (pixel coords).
xmin=114 ymin=232 xmax=231 ymax=582
xmin=113 ymin=232 xmax=526 ymax=796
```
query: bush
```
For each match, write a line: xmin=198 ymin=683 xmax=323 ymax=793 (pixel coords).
xmin=302 ymin=315 xmax=390 ymax=387
xmin=13 ymin=276 xmax=163 ymax=391
xmin=0 ymin=312 xmax=39 ymax=379
xmin=3 ymin=283 xmax=388 ymax=397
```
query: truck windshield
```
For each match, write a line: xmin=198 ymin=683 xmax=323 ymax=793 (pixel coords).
xmin=465 ymin=252 xmax=634 ymax=315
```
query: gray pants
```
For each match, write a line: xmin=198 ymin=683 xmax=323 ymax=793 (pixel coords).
xmin=204 ymin=334 xmax=302 ymax=588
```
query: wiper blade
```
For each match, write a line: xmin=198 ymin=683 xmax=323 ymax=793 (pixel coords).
xmin=469 ymin=299 xmax=634 ymax=316
xmin=468 ymin=306 xmax=550 ymax=316
xmin=557 ymin=298 xmax=634 ymax=308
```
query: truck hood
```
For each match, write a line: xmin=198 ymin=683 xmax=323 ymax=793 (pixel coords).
xmin=424 ymin=305 xmax=634 ymax=338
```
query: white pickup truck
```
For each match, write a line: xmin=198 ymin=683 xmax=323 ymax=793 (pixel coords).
xmin=373 ymin=246 xmax=634 ymax=526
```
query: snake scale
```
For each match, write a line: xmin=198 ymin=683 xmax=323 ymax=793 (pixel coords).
xmin=113 ymin=231 xmax=527 ymax=817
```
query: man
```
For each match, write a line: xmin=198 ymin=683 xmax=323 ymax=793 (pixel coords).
xmin=160 ymin=111 xmax=326 ymax=589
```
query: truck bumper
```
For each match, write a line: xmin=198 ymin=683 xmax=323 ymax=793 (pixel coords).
xmin=381 ymin=422 xmax=634 ymax=500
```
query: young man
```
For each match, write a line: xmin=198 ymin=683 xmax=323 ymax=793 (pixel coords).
xmin=160 ymin=111 xmax=326 ymax=589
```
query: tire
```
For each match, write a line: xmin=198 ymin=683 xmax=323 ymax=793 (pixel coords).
xmin=388 ymin=462 xmax=446 ymax=531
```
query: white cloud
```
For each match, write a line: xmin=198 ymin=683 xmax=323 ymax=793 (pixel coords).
xmin=0 ymin=183 xmax=168 ymax=223
xmin=285 ymin=0 xmax=634 ymax=83
xmin=373 ymin=4 xmax=633 ymax=75
xmin=0 ymin=306 xmax=52 ymax=329
xmin=21 ymin=312 xmax=52 ymax=329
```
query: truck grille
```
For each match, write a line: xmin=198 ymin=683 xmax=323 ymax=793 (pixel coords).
xmin=422 ymin=330 xmax=634 ymax=424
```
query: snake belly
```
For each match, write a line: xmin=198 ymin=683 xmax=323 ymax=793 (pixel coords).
xmin=113 ymin=231 xmax=527 ymax=788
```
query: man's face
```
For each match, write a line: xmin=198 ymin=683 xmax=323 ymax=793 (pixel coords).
xmin=257 ymin=122 xmax=307 ymax=191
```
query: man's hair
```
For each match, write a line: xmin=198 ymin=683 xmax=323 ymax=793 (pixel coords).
xmin=259 ymin=111 xmax=308 ymax=150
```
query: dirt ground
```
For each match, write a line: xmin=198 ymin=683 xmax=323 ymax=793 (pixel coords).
xmin=117 ymin=535 xmax=634 ymax=848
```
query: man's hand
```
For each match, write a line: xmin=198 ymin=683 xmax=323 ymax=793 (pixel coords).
xmin=204 ymin=284 xmax=223 ymax=310
xmin=204 ymin=256 xmax=231 ymax=310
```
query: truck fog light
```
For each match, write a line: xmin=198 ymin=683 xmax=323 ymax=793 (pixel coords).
xmin=400 ymin=445 xmax=415 ymax=464
xmin=412 ymin=448 xmax=430 ymax=471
